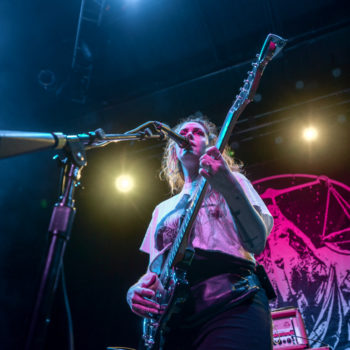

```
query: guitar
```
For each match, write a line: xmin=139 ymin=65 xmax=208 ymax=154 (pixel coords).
xmin=142 ymin=33 xmax=287 ymax=349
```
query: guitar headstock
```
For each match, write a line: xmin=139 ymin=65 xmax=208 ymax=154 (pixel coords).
xmin=236 ymin=34 xmax=287 ymax=104
xmin=217 ymin=34 xmax=287 ymax=151
xmin=258 ymin=33 xmax=287 ymax=66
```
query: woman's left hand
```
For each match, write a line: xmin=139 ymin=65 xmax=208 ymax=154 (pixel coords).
xmin=199 ymin=146 xmax=233 ymax=192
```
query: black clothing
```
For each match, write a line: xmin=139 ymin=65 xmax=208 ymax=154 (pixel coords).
xmin=163 ymin=250 xmax=273 ymax=349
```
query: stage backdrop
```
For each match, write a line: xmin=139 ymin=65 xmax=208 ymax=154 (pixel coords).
xmin=253 ymin=174 xmax=350 ymax=350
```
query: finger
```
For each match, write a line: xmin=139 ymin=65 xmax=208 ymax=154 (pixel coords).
xmin=205 ymin=145 xmax=217 ymax=152
xmin=200 ymin=153 xmax=212 ymax=162
xmin=131 ymin=309 xmax=146 ymax=318
xmin=200 ymin=155 xmax=216 ymax=169
xmin=199 ymin=168 xmax=211 ymax=179
xmin=136 ymin=286 xmax=156 ymax=298
xmin=132 ymin=303 xmax=160 ymax=317
xmin=132 ymin=293 xmax=160 ymax=309
xmin=141 ymin=273 xmax=157 ymax=288
xmin=199 ymin=158 xmax=210 ymax=167
xmin=134 ymin=303 xmax=160 ymax=315
xmin=206 ymin=146 xmax=221 ymax=159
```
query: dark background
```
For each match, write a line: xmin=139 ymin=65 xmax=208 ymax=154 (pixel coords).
xmin=0 ymin=0 xmax=349 ymax=349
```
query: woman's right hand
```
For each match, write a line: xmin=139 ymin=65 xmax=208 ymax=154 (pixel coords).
xmin=126 ymin=272 xmax=162 ymax=318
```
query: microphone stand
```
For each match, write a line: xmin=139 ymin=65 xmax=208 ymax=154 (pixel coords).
xmin=16 ymin=122 xmax=165 ymax=350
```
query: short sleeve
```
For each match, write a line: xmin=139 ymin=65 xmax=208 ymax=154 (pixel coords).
xmin=140 ymin=205 xmax=161 ymax=263
xmin=233 ymin=172 xmax=274 ymax=236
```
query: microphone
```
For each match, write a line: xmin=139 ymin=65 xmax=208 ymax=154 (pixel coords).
xmin=153 ymin=122 xmax=190 ymax=149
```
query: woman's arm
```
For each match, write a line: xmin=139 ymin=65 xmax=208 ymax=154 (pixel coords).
xmin=126 ymin=206 xmax=164 ymax=318
xmin=218 ymin=173 xmax=268 ymax=254
xmin=199 ymin=146 xmax=272 ymax=254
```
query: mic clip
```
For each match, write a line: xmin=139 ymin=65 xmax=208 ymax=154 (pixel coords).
xmin=152 ymin=121 xmax=190 ymax=149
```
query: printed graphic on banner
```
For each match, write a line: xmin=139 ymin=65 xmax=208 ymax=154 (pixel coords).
xmin=253 ymin=174 xmax=350 ymax=350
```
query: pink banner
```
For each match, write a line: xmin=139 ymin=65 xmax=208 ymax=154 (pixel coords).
xmin=253 ymin=174 xmax=350 ymax=349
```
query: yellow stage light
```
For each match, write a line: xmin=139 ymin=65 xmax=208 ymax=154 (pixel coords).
xmin=115 ymin=175 xmax=134 ymax=193
xmin=303 ymin=127 xmax=318 ymax=142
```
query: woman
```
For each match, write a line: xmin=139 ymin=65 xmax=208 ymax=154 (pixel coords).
xmin=127 ymin=115 xmax=274 ymax=349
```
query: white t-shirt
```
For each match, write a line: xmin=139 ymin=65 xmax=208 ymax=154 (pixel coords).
xmin=140 ymin=172 xmax=273 ymax=266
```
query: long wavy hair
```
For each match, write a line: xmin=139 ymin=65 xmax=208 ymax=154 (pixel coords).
xmin=160 ymin=113 xmax=243 ymax=194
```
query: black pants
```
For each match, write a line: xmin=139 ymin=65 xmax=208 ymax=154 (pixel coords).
xmin=164 ymin=288 xmax=272 ymax=350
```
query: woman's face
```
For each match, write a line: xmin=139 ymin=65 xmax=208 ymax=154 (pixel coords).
xmin=175 ymin=122 xmax=209 ymax=165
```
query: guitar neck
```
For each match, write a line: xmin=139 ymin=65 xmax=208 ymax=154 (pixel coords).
xmin=159 ymin=33 xmax=287 ymax=284
xmin=159 ymin=177 xmax=207 ymax=282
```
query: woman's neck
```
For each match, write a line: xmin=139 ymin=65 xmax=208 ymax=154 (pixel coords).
xmin=180 ymin=156 xmax=201 ymax=193
xmin=182 ymin=170 xmax=201 ymax=194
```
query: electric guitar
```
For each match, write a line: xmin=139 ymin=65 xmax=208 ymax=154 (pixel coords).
xmin=142 ymin=33 xmax=287 ymax=349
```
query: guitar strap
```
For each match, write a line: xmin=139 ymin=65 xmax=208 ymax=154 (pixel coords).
xmin=180 ymin=271 xmax=260 ymax=328
xmin=174 ymin=250 xmax=275 ymax=328
xmin=255 ymin=263 xmax=277 ymax=300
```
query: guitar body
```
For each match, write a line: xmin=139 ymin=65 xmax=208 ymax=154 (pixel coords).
xmin=142 ymin=266 xmax=191 ymax=349
xmin=143 ymin=245 xmax=195 ymax=349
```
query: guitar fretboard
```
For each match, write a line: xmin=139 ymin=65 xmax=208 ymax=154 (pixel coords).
xmin=158 ymin=33 xmax=287 ymax=285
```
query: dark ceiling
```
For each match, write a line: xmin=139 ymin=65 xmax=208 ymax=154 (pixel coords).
xmin=1 ymin=1 xmax=350 ymax=350
xmin=1 ymin=0 xmax=350 ymax=133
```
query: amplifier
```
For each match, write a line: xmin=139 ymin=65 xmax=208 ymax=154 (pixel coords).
xmin=271 ymin=307 xmax=308 ymax=349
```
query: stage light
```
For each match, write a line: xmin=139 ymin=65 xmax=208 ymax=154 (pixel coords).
xmin=303 ymin=127 xmax=318 ymax=142
xmin=254 ymin=93 xmax=262 ymax=102
xmin=275 ymin=136 xmax=283 ymax=144
xmin=230 ymin=141 xmax=239 ymax=150
xmin=332 ymin=68 xmax=342 ymax=78
xmin=115 ymin=175 xmax=134 ymax=193
xmin=295 ymin=80 xmax=304 ymax=89
xmin=38 ymin=69 xmax=56 ymax=90
xmin=337 ymin=114 xmax=346 ymax=124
